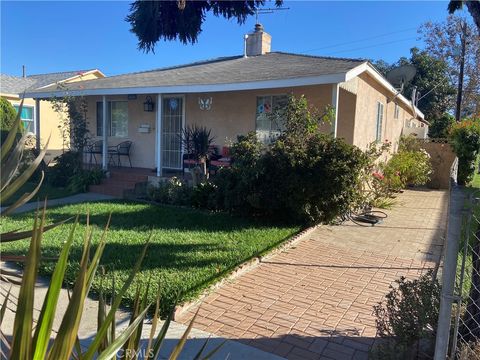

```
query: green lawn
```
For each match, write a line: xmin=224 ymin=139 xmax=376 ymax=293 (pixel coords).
xmin=2 ymin=201 xmax=299 ymax=315
xmin=1 ymin=181 xmax=76 ymax=206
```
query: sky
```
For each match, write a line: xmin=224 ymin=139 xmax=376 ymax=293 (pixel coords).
xmin=1 ymin=1 xmax=457 ymax=77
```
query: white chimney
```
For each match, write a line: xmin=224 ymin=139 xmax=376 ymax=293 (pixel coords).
xmin=245 ymin=23 xmax=271 ymax=57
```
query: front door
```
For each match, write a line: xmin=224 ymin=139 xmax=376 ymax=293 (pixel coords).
xmin=162 ymin=96 xmax=184 ymax=170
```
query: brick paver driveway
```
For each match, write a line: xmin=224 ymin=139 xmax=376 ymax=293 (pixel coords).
xmin=178 ymin=189 xmax=448 ymax=359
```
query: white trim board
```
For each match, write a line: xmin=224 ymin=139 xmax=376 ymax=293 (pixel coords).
xmin=25 ymin=73 xmax=347 ymax=98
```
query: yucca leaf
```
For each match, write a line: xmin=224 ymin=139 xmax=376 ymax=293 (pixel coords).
xmin=97 ymin=267 xmax=108 ymax=353
xmin=83 ymin=236 xmax=151 ymax=360
xmin=10 ymin=204 xmax=45 ymax=359
xmin=1 ymin=216 xmax=73 ymax=242
xmin=168 ymin=308 xmax=200 ymax=360
xmin=1 ymin=134 xmax=50 ymax=202
xmin=0 ymin=287 xmax=11 ymax=326
xmin=148 ymin=308 xmax=174 ymax=360
xmin=96 ymin=306 xmax=150 ymax=360
xmin=0 ymin=132 xmax=27 ymax=192
xmin=145 ymin=286 xmax=161 ymax=358
xmin=0 ymin=171 xmax=44 ymax=216
xmin=0 ymin=99 xmax=22 ymax=162
xmin=32 ymin=215 xmax=79 ymax=360
xmin=46 ymin=215 xmax=99 ymax=360
xmin=123 ymin=286 xmax=142 ymax=359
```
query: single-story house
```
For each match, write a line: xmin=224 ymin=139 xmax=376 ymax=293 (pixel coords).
xmin=24 ymin=24 xmax=428 ymax=176
xmin=1 ymin=69 xmax=105 ymax=161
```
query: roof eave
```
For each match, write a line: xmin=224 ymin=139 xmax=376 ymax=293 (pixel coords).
xmin=345 ymin=62 xmax=426 ymax=122
xmin=24 ymin=72 xmax=348 ymax=99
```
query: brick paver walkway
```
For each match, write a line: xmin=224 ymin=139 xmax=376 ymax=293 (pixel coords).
xmin=178 ymin=189 xmax=448 ymax=359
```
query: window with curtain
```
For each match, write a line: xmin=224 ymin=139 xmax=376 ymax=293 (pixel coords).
xmin=96 ymin=101 xmax=128 ymax=137
xmin=255 ymin=95 xmax=288 ymax=143
xmin=376 ymin=102 xmax=384 ymax=142
xmin=14 ymin=104 xmax=34 ymax=134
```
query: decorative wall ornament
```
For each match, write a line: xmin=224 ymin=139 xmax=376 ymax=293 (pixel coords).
xmin=198 ymin=97 xmax=213 ymax=110
xmin=169 ymin=98 xmax=178 ymax=111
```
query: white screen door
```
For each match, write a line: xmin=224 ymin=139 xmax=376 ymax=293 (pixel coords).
xmin=162 ymin=96 xmax=184 ymax=169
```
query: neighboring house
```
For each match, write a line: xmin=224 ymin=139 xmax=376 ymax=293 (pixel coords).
xmin=0 ymin=69 xmax=105 ymax=162
xmin=24 ymin=25 xmax=428 ymax=176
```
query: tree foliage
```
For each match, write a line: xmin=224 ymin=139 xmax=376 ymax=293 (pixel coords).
xmin=419 ymin=15 xmax=480 ymax=117
xmin=126 ymin=0 xmax=283 ymax=53
xmin=448 ymin=0 xmax=480 ymax=32
xmin=400 ymin=48 xmax=457 ymax=120
xmin=373 ymin=48 xmax=456 ymax=121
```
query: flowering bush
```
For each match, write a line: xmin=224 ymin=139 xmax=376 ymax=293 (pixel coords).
xmin=449 ymin=117 xmax=480 ymax=185
xmin=383 ymin=148 xmax=432 ymax=187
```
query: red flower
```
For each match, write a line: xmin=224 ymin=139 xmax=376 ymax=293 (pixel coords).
xmin=372 ymin=172 xmax=384 ymax=180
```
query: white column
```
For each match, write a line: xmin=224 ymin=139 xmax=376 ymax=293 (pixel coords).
xmin=102 ymin=95 xmax=108 ymax=170
xmin=34 ymin=98 xmax=40 ymax=150
xmin=331 ymin=83 xmax=339 ymax=138
xmin=156 ymin=94 xmax=163 ymax=177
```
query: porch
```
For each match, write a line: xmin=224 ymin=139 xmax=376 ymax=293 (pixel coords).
xmin=81 ymin=84 xmax=343 ymax=177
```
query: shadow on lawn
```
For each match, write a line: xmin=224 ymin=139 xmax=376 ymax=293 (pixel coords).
xmin=31 ymin=200 xmax=291 ymax=233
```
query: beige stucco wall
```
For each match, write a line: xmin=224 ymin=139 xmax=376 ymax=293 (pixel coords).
xmin=184 ymin=85 xmax=334 ymax=146
xmin=352 ymin=73 xmax=424 ymax=153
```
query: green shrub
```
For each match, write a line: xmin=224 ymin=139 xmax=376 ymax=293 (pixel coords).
xmin=449 ymin=117 xmax=480 ymax=185
xmin=147 ymin=177 xmax=193 ymax=206
xmin=48 ymin=151 xmax=83 ymax=187
xmin=0 ymin=97 xmax=16 ymax=131
xmin=212 ymin=96 xmax=368 ymax=224
xmin=383 ymin=149 xmax=432 ymax=187
xmin=66 ymin=168 xmax=105 ymax=193
xmin=1 ymin=97 xmax=18 ymax=145
xmin=372 ymin=271 xmax=440 ymax=359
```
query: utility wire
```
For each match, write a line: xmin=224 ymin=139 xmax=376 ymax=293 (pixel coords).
xmin=323 ymin=37 xmax=418 ymax=56
xmin=299 ymin=27 xmax=418 ymax=53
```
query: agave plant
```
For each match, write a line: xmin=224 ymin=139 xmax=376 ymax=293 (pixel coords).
xmin=1 ymin=204 xmax=223 ymax=359
xmin=0 ymin=99 xmax=48 ymax=217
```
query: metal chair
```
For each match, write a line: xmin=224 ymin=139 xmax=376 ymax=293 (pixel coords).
xmin=108 ymin=141 xmax=133 ymax=167
xmin=85 ymin=140 xmax=103 ymax=167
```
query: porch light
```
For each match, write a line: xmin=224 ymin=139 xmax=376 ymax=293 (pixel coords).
xmin=143 ymin=96 xmax=155 ymax=112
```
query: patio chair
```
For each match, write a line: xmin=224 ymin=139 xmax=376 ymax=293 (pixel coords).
xmin=209 ymin=146 xmax=232 ymax=175
xmin=84 ymin=140 xmax=103 ymax=167
xmin=108 ymin=141 xmax=133 ymax=167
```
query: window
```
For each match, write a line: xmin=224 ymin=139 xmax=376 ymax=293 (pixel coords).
xmin=375 ymin=102 xmax=384 ymax=142
xmin=96 ymin=101 xmax=128 ymax=137
xmin=394 ymin=103 xmax=400 ymax=119
xmin=255 ymin=95 xmax=288 ymax=143
xmin=14 ymin=104 xmax=34 ymax=134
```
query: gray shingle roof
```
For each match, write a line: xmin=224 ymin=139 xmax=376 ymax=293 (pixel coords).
xmin=0 ymin=74 xmax=37 ymax=94
xmin=27 ymin=52 xmax=365 ymax=94
xmin=1 ymin=70 xmax=94 ymax=95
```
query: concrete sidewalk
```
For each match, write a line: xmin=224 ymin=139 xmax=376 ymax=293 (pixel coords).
xmin=177 ymin=189 xmax=449 ymax=360
xmin=0 ymin=263 xmax=283 ymax=360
